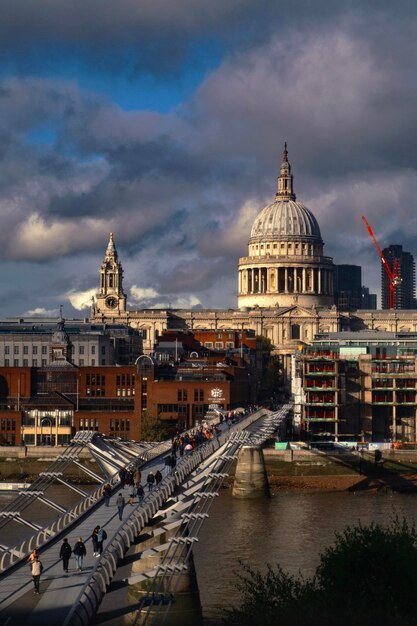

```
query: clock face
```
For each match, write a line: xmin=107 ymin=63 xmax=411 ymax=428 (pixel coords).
xmin=106 ymin=296 xmax=118 ymax=309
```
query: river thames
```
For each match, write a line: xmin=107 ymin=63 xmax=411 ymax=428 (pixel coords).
xmin=193 ymin=488 xmax=417 ymax=624
xmin=2 ymin=487 xmax=417 ymax=624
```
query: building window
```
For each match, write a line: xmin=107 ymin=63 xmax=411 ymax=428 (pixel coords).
xmin=204 ymin=342 xmax=213 ymax=348
xmin=91 ymin=346 xmax=96 ymax=355
xmin=91 ymin=359 xmax=95 ymax=366
xmin=101 ymin=359 xmax=106 ymax=365
xmin=14 ymin=346 xmax=19 ymax=355
xmin=79 ymin=359 xmax=84 ymax=366
xmin=4 ymin=359 xmax=9 ymax=367
xmin=14 ymin=359 xmax=18 ymax=366
xmin=42 ymin=359 xmax=47 ymax=366
xmin=4 ymin=346 xmax=9 ymax=355
xmin=291 ymin=324 xmax=300 ymax=340
xmin=101 ymin=346 xmax=106 ymax=355
xmin=23 ymin=346 xmax=28 ymax=355
xmin=215 ymin=342 xmax=223 ymax=349
xmin=79 ymin=346 xmax=84 ymax=355
xmin=42 ymin=346 xmax=47 ymax=355
xmin=33 ymin=359 xmax=37 ymax=366
xmin=23 ymin=359 xmax=28 ymax=367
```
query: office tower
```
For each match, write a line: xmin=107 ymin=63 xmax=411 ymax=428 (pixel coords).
xmin=334 ymin=265 xmax=362 ymax=310
xmin=361 ymin=287 xmax=377 ymax=310
xmin=381 ymin=245 xmax=415 ymax=309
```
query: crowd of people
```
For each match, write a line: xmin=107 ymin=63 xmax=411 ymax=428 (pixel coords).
xmin=24 ymin=408 xmax=252 ymax=592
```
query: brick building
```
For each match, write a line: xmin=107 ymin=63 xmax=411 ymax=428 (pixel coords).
xmin=0 ymin=331 xmax=258 ymax=446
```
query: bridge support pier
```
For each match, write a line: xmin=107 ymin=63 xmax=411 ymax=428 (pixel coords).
xmin=232 ymin=445 xmax=270 ymax=498
xmin=125 ymin=523 xmax=203 ymax=626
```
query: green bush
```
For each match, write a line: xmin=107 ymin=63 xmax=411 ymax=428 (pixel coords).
xmin=223 ymin=518 xmax=417 ymax=626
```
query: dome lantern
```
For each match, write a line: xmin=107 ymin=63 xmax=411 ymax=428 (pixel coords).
xmin=276 ymin=142 xmax=296 ymax=201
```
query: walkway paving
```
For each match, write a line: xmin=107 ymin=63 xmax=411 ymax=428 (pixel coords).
xmin=0 ymin=409 xmax=273 ymax=625
xmin=0 ymin=454 xmax=166 ymax=626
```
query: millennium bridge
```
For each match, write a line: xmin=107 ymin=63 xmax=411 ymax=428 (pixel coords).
xmin=0 ymin=405 xmax=291 ymax=626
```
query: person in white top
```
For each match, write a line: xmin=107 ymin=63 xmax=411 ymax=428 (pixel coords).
xmin=31 ymin=556 xmax=43 ymax=594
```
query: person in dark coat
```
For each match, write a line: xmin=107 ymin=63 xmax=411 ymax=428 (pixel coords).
xmin=117 ymin=492 xmax=125 ymax=520
xmin=73 ymin=537 xmax=87 ymax=571
xmin=155 ymin=469 xmax=162 ymax=487
xmin=103 ymin=483 xmax=111 ymax=506
xmin=137 ymin=483 xmax=144 ymax=504
xmin=59 ymin=538 xmax=72 ymax=572
xmin=96 ymin=527 xmax=107 ymax=555
xmin=91 ymin=525 xmax=100 ymax=556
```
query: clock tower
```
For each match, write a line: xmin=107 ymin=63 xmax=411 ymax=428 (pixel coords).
xmin=93 ymin=233 xmax=127 ymax=314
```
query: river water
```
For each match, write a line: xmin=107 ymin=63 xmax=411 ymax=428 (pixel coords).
xmin=2 ymin=487 xmax=417 ymax=625
xmin=193 ymin=488 xmax=417 ymax=624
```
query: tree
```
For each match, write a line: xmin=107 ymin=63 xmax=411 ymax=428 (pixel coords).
xmin=140 ymin=411 xmax=172 ymax=442
xmin=256 ymin=335 xmax=283 ymax=404
xmin=223 ymin=518 xmax=417 ymax=626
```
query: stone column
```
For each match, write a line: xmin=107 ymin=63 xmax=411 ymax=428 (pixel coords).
xmin=284 ymin=267 xmax=288 ymax=293
xmin=302 ymin=268 xmax=306 ymax=293
xmin=232 ymin=445 xmax=270 ymax=498
xmin=318 ymin=269 xmax=321 ymax=294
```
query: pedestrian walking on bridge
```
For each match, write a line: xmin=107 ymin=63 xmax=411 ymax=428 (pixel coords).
xmin=103 ymin=483 xmax=111 ymax=506
xmin=117 ymin=492 xmax=125 ymax=520
xmin=59 ymin=538 xmax=72 ymax=572
xmin=91 ymin=525 xmax=100 ymax=556
xmin=155 ymin=469 xmax=162 ymax=488
xmin=147 ymin=470 xmax=155 ymax=492
xmin=73 ymin=537 xmax=87 ymax=571
xmin=96 ymin=526 xmax=107 ymax=555
xmin=137 ymin=483 xmax=144 ymax=504
xmin=31 ymin=556 xmax=43 ymax=594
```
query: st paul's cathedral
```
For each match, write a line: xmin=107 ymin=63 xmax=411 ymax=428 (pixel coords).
xmin=90 ymin=146 xmax=417 ymax=384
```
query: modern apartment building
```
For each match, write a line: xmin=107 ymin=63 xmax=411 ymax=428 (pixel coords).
xmin=301 ymin=331 xmax=417 ymax=443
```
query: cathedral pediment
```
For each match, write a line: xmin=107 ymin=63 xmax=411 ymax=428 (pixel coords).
xmin=276 ymin=305 xmax=319 ymax=318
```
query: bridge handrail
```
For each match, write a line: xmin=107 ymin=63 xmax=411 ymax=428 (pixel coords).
xmin=0 ymin=470 xmax=121 ymax=574
xmin=0 ymin=408 xmax=271 ymax=575
xmin=63 ymin=409 xmax=270 ymax=626
xmin=63 ymin=435 xmax=228 ymax=626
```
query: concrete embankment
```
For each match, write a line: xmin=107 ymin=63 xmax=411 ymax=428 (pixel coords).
xmin=0 ymin=447 xmax=99 ymax=484
xmin=262 ymin=448 xmax=417 ymax=493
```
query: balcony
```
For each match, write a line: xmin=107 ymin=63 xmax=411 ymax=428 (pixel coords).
xmin=304 ymin=417 xmax=337 ymax=422
xmin=304 ymin=385 xmax=337 ymax=391
xmin=305 ymin=402 xmax=336 ymax=407
xmin=305 ymin=371 xmax=336 ymax=376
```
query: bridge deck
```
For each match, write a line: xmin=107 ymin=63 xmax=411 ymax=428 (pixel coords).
xmin=0 ymin=407 xmax=290 ymax=625
xmin=0 ymin=454 xmax=165 ymax=626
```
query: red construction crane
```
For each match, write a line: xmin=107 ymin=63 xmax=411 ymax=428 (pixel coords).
xmin=361 ymin=215 xmax=402 ymax=309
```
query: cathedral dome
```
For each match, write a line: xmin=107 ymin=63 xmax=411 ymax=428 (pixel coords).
xmin=250 ymin=199 xmax=322 ymax=242
xmin=249 ymin=143 xmax=322 ymax=244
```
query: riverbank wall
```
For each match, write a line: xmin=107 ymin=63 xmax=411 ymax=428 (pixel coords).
xmin=0 ymin=447 xmax=99 ymax=483
xmin=262 ymin=448 xmax=417 ymax=493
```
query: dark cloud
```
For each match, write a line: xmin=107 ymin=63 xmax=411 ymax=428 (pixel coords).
xmin=0 ymin=4 xmax=416 ymax=313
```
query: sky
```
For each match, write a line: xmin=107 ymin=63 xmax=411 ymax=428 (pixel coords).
xmin=1 ymin=0 xmax=417 ymax=318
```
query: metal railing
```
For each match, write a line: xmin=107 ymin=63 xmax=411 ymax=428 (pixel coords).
xmin=62 ymin=407 xmax=279 ymax=626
